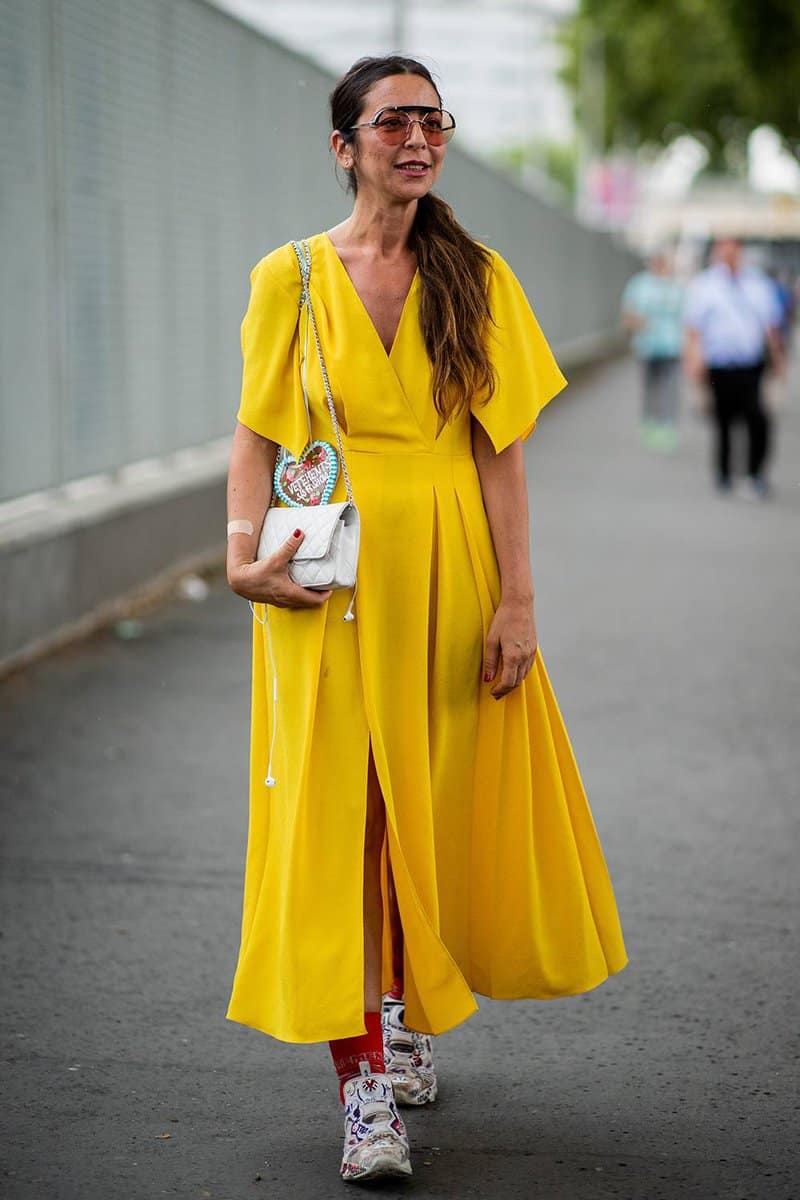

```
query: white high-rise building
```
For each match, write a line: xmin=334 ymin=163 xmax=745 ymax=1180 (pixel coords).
xmin=212 ymin=0 xmax=576 ymax=152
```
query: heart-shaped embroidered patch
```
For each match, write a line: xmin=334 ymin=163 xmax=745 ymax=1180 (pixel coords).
xmin=273 ymin=440 xmax=339 ymax=508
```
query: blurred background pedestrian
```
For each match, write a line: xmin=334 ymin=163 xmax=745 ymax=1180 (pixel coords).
xmin=683 ymin=238 xmax=785 ymax=499
xmin=621 ymin=250 xmax=685 ymax=452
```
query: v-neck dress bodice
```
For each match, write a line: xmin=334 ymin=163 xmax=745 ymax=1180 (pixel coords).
xmin=227 ymin=233 xmax=626 ymax=1043
xmin=323 ymin=233 xmax=418 ymax=359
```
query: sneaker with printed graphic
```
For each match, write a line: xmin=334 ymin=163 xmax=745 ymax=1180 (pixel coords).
xmin=340 ymin=1065 xmax=413 ymax=1183
xmin=382 ymin=995 xmax=438 ymax=1106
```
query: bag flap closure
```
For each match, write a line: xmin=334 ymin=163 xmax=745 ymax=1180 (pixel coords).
xmin=262 ymin=503 xmax=350 ymax=562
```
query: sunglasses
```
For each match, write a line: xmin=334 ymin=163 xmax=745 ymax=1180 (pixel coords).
xmin=347 ymin=106 xmax=456 ymax=147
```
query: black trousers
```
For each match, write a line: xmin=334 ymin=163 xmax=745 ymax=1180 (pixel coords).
xmin=707 ymin=363 xmax=769 ymax=483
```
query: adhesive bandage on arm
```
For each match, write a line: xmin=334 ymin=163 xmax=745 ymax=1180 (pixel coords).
xmin=227 ymin=519 xmax=254 ymax=538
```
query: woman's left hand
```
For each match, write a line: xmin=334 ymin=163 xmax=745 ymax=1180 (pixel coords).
xmin=483 ymin=597 xmax=538 ymax=699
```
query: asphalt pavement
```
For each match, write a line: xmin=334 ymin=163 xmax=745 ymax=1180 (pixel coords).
xmin=2 ymin=354 xmax=798 ymax=1200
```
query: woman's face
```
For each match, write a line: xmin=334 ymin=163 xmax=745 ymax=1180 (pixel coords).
xmin=335 ymin=74 xmax=448 ymax=203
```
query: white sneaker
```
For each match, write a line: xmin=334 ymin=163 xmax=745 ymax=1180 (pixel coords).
xmin=340 ymin=1065 xmax=413 ymax=1183
xmin=734 ymin=476 xmax=770 ymax=502
xmin=382 ymin=995 xmax=438 ymax=1106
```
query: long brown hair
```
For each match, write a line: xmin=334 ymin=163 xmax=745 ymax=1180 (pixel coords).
xmin=329 ymin=56 xmax=495 ymax=420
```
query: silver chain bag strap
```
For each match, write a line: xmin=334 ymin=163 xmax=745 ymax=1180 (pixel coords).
xmin=256 ymin=240 xmax=360 ymax=597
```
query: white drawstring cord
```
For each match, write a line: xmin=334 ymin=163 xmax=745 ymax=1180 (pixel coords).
xmin=249 ymin=590 xmax=356 ymax=786
xmin=249 ymin=602 xmax=278 ymax=787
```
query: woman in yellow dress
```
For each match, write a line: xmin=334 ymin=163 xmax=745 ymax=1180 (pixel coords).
xmin=226 ymin=55 xmax=626 ymax=1184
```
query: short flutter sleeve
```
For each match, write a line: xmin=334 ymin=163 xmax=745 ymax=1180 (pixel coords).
xmin=471 ymin=251 xmax=567 ymax=453
xmin=236 ymin=248 xmax=309 ymax=461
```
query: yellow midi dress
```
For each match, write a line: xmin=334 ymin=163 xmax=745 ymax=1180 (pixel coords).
xmin=227 ymin=232 xmax=627 ymax=1043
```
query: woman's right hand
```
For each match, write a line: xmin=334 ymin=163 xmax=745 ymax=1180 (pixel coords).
xmin=227 ymin=529 xmax=332 ymax=609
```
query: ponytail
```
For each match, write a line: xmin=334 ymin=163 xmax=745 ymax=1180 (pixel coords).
xmin=413 ymin=193 xmax=496 ymax=420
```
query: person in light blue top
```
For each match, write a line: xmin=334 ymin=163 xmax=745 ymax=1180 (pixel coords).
xmin=684 ymin=238 xmax=784 ymax=498
xmin=622 ymin=251 xmax=685 ymax=452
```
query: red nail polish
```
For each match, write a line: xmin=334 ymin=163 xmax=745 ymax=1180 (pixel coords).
xmin=293 ymin=528 xmax=302 ymax=538
xmin=483 ymin=672 xmax=492 ymax=682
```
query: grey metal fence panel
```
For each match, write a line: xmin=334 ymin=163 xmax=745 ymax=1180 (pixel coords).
xmin=0 ymin=0 xmax=60 ymax=498
xmin=59 ymin=0 xmax=124 ymax=482
xmin=0 ymin=0 xmax=636 ymax=503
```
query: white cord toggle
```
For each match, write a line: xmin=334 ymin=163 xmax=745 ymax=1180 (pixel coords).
xmin=343 ymin=579 xmax=357 ymax=622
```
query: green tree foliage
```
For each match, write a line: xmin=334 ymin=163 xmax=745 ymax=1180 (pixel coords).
xmin=492 ymin=138 xmax=579 ymax=198
xmin=560 ymin=0 xmax=800 ymax=162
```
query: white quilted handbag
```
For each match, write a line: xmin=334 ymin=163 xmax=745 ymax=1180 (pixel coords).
xmin=256 ymin=501 xmax=359 ymax=590
xmin=256 ymin=240 xmax=360 ymax=593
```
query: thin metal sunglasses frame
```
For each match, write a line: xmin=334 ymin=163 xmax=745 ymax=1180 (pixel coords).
xmin=347 ymin=105 xmax=457 ymax=144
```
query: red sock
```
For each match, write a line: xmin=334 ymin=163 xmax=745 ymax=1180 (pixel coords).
xmin=329 ymin=1011 xmax=384 ymax=1103
xmin=388 ymin=977 xmax=403 ymax=1001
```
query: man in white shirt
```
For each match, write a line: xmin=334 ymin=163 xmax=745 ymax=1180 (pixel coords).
xmin=684 ymin=238 xmax=784 ymax=498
